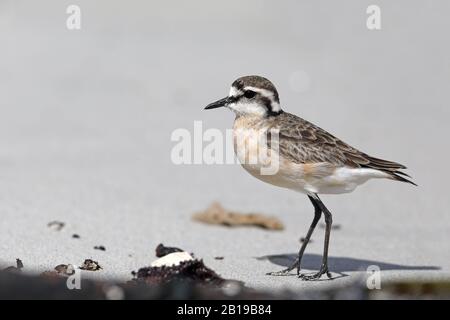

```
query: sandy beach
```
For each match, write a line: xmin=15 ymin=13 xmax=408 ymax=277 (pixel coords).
xmin=1 ymin=0 xmax=449 ymax=294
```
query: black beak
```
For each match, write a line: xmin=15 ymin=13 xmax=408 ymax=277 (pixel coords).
xmin=204 ymin=97 xmax=229 ymax=110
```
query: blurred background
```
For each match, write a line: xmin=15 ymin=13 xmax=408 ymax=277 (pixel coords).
xmin=0 ymin=0 xmax=449 ymax=289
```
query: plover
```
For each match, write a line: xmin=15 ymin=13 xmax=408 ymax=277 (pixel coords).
xmin=204 ymin=75 xmax=415 ymax=280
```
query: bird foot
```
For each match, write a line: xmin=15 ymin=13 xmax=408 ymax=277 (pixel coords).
xmin=266 ymin=268 xmax=295 ymax=276
xmin=267 ymin=258 xmax=300 ymax=276
xmin=299 ymin=265 xmax=333 ymax=281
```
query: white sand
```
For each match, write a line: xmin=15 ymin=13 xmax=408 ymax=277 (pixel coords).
xmin=0 ymin=1 xmax=449 ymax=292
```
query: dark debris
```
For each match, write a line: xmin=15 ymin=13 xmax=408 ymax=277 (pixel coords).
xmin=55 ymin=264 xmax=75 ymax=275
xmin=155 ymin=243 xmax=183 ymax=257
xmin=133 ymin=259 xmax=225 ymax=286
xmin=42 ymin=264 xmax=75 ymax=277
xmin=2 ymin=259 xmax=23 ymax=272
xmin=79 ymin=259 xmax=102 ymax=271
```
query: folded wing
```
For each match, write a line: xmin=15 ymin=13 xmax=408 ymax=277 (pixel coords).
xmin=273 ymin=113 xmax=416 ymax=185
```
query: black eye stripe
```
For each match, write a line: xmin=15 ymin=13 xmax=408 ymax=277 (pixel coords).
xmin=228 ymin=96 xmax=238 ymax=103
xmin=261 ymin=97 xmax=283 ymax=116
xmin=260 ymin=96 xmax=272 ymax=109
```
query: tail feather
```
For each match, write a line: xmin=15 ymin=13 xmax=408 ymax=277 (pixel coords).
xmin=394 ymin=171 xmax=412 ymax=178
xmin=361 ymin=156 xmax=417 ymax=186
xmin=389 ymin=171 xmax=417 ymax=186
xmin=366 ymin=155 xmax=407 ymax=170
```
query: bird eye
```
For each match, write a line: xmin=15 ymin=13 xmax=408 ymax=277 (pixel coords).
xmin=244 ymin=90 xmax=256 ymax=99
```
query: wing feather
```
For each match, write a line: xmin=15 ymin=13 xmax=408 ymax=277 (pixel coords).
xmin=270 ymin=112 xmax=416 ymax=185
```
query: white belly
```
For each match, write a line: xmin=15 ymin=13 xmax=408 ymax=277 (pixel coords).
xmin=240 ymin=161 xmax=389 ymax=195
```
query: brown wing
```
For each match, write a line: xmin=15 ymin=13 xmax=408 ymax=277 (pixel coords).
xmin=271 ymin=112 xmax=415 ymax=185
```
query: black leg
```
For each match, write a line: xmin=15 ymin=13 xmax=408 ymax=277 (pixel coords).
xmin=300 ymin=194 xmax=333 ymax=280
xmin=267 ymin=195 xmax=322 ymax=276
xmin=295 ymin=195 xmax=322 ymax=275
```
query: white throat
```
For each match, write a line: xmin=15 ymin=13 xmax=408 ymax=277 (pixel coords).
xmin=228 ymin=101 xmax=267 ymax=117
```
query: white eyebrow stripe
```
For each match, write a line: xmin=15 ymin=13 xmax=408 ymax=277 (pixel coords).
xmin=244 ymin=86 xmax=281 ymax=112
xmin=229 ymin=86 xmax=243 ymax=97
xmin=243 ymin=86 xmax=274 ymax=99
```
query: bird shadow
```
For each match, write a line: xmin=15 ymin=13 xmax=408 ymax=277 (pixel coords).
xmin=257 ymin=253 xmax=440 ymax=274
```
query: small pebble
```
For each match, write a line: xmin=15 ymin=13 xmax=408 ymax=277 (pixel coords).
xmin=48 ymin=221 xmax=65 ymax=231
xmin=54 ymin=264 xmax=75 ymax=275
xmin=79 ymin=259 xmax=102 ymax=271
